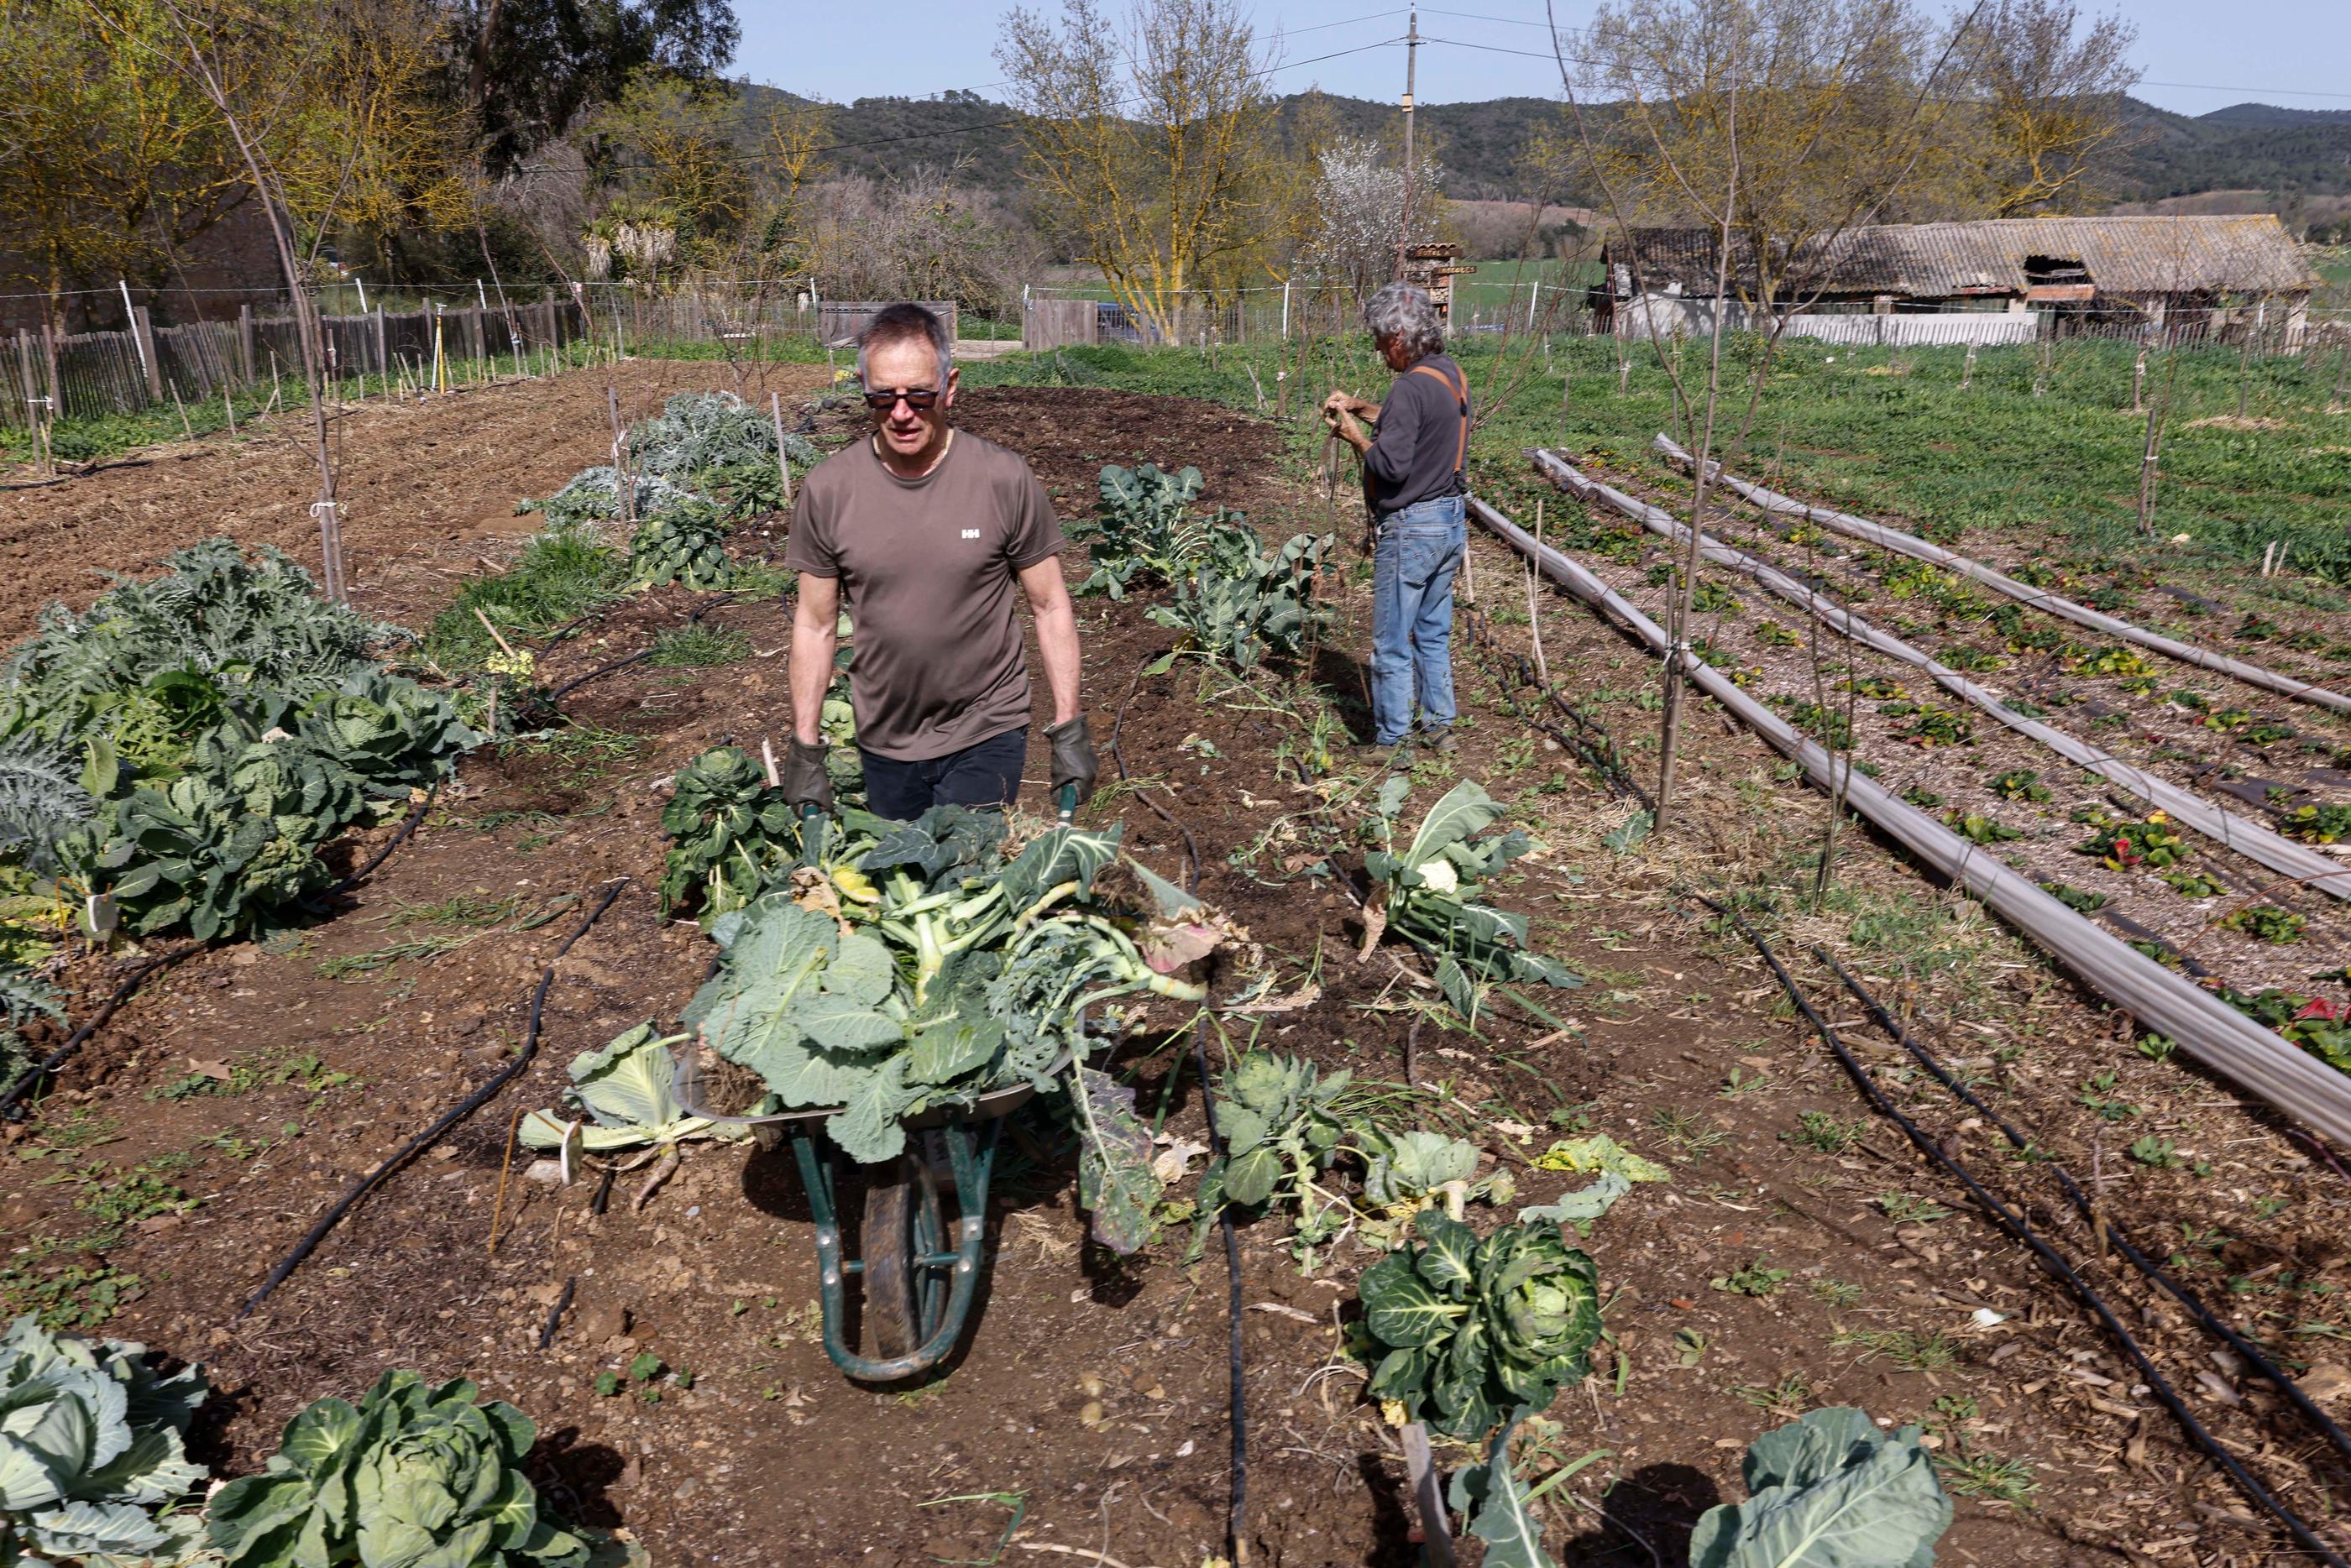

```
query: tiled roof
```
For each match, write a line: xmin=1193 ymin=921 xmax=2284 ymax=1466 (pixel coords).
xmin=1610 ymin=216 xmax=2315 ymax=297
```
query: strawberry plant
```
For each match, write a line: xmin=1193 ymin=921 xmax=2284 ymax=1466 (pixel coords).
xmin=2222 ymin=904 xmax=2306 ymax=944
xmin=2077 ymin=812 xmax=2187 ymax=871
xmin=1990 ymin=769 xmax=2050 ymax=802
xmin=2074 ymin=645 xmax=2154 ymax=679
xmin=2286 ymin=803 xmax=2351 ymax=844
xmin=1946 ymin=812 xmax=2022 ymax=846
xmin=1893 ymin=705 xmax=1971 ymax=747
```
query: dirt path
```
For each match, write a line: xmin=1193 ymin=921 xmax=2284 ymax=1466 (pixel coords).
xmin=0 ymin=361 xmax=832 ymax=641
xmin=5 ymin=371 xmax=2346 ymax=1567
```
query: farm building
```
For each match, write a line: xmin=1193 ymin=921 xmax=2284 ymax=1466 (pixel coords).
xmin=1598 ymin=214 xmax=2317 ymax=348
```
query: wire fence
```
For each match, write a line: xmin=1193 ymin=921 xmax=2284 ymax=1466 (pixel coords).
xmin=2 ymin=290 xmax=592 ymax=429
xmin=12 ymin=272 xmax=2341 ymax=430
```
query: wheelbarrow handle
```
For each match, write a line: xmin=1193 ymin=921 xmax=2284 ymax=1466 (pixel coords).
xmin=1055 ymin=781 xmax=1078 ymax=825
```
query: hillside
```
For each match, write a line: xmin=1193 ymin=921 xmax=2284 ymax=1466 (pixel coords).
xmin=753 ymin=84 xmax=2351 ymax=228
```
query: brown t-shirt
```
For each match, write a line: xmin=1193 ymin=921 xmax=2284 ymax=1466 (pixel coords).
xmin=786 ymin=431 xmax=1065 ymax=760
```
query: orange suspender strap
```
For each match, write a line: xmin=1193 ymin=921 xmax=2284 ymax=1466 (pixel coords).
xmin=1408 ymin=361 xmax=1470 ymax=476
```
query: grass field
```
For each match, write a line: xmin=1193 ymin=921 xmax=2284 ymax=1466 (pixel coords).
xmin=968 ymin=329 xmax=2351 ymax=583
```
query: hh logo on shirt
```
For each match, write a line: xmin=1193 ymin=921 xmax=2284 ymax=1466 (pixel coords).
xmin=961 ymin=529 xmax=982 ymax=540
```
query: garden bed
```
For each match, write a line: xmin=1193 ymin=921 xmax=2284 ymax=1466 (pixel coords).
xmin=2 ymin=367 xmax=2346 ymax=1566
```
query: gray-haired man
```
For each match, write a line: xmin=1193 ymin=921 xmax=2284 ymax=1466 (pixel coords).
xmin=781 ymin=302 xmax=1097 ymax=821
xmin=1323 ymin=281 xmax=1471 ymax=757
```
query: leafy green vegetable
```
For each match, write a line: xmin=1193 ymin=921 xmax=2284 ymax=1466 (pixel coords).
xmin=684 ymin=808 xmax=1213 ymax=1249
xmin=1364 ymin=780 xmax=1583 ymax=1006
xmin=659 ymin=747 xmax=799 ymax=917
xmin=521 ymin=1023 xmax=747 ymax=1154
xmin=1146 ymin=528 xmax=1333 ymax=670
xmin=1688 ymin=1407 xmax=1951 ymax=1567
xmin=1359 ymin=1212 xmax=1602 ymax=1440
xmin=1075 ymin=463 xmax=1219 ymax=598
xmin=0 ymin=1314 xmax=209 ymax=1565
xmin=207 ymin=1370 xmax=588 ymax=1568
xmin=627 ymin=501 xmax=733 ymax=589
xmin=1531 ymin=1135 xmax=1668 ymax=1182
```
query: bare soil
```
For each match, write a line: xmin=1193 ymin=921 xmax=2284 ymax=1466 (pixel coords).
xmin=4 ymin=372 xmax=2347 ymax=1568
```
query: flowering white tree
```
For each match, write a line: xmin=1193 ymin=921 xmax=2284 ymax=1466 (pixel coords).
xmin=1301 ymin=137 xmax=1443 ymax=303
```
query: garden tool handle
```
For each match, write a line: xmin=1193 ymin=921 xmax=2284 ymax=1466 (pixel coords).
xmin=1056 ymin=782 xmax=1078 ymax=825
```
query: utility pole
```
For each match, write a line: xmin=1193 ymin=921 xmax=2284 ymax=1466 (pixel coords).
xmin=1395 ymin=10 xmax=1419 ymax=281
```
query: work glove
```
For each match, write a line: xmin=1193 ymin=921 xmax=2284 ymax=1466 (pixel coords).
xmin=781 ymin=736 xmax=835 ymax=816
xmin=1044 ymin=715 xmax=1099 ymax=811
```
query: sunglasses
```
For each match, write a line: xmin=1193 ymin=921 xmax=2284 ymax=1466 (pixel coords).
xmin=861 ymin=386 xmax=942 ymax=411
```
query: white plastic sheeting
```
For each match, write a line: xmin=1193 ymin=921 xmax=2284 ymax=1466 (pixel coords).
xmin=1532 ymin=448 xmax=2351 ymax=903
xmin=1652 ymin=433 xmax=2351 ymax=719
xmin=1467 ymin=490 xmax=2351 ymax=1148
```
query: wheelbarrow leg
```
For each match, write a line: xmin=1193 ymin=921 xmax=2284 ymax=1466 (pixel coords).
xmin=794 ymin=1121 xmax=1001 ymax=1383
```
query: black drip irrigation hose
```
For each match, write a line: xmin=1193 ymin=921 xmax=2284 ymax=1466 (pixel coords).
xmin=0 ymin=785 xmax=443 ymax=1120
xmin=542 ymin=593 xmax=736 ymax=705
xmin=0 ymin=942 xmax=207 ymax=1120
xmin=237 ymin=876 xmax=629 ymax=1320
xmin=1699 ymin=896 xmax=2351 ymax=1568
xmin=1460 ymin=601 xmax=1646 ymax=805
xmin=1108 ymin=649 xmax=1246 ymax=1564
xmin=1810 ymin=943 xmax=2351 ymax=1477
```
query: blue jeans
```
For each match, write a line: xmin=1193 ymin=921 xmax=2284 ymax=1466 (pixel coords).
xmin=1369 ymin=496 xmax=1466 ymax=745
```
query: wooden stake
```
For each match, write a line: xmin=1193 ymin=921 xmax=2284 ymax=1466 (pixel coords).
xmin=166 ymin=378 xmax=191 ymax=438
xmin=1526 ymin=497 xmax=1550 ymax=689
xmin=607 ymin=386 xmax=634 ymax=525
xmin=222 ymin=384 xmax=236 ymax=438
xmin=771 ymin=391 xmax=793 ymax=508
xmin=488 ymin=1103 xmax=526 ymax=1254
xmin=761 ymin=737 xmax=781 ymax=787
xmin=472 ymin=604 xmax=522 ymax=661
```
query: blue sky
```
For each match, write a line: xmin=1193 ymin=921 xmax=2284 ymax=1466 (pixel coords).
xmin=737 ymin=1 xmax=2348 ymax=118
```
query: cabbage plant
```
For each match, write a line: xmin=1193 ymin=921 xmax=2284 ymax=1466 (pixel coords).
xmin=0 ymin=1314 xmax=208 ymax=1565
xmin=206 ymin=1371 xmax=587 ymax=1568
xmin=1689 ymin=1407 xmax=1952 ymax=1567
xmin=521 ymin=1022 xmax=746 ymax=1156
xmin=1358 ymin=1211 xmax=1601 ymax=1440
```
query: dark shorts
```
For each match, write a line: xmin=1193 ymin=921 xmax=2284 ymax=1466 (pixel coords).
xmin=861 ymin=726 xmax=1029 ymax=821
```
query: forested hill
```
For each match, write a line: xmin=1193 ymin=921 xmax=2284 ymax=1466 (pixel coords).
xmin=752 ymin=83 xmax=2351 ymax=216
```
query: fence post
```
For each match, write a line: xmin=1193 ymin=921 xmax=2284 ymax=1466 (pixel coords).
xmin=238 ymin=304 xmax=255 ymax=382
xmin=1527 ymin=280 xmax=1541 ymax=331
xmin=374 ymin=306 xmax=388 ymax=395
xmin=130 ymin=305 xmax=162 ymax=400
xmin=1281 ymin=280 xmax=1291 ymax=340
xmin=39 ymin=322 xmax=60 ymax=423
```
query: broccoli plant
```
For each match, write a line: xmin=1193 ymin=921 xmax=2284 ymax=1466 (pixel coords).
xmin=1147 ymin=529 xmax=1333 ymax=670
xmin=1362 ymin=779 xmax=1583 ymax=1014
xmin=1359 ymin=1211 xmax=1602 ymax=1440
xmin=1075 ymin=463 xmax=1233 ymax=598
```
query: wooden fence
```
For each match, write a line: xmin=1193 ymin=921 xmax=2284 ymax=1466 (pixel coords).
xmin=2 ymin=293 xmax=589 ymax=429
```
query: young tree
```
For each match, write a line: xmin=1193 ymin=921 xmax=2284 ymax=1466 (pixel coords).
xmin=996 ymin=0 xmax=1279 ymax=339
xmin=1954 ymin=0 xmax=2143 ymax=216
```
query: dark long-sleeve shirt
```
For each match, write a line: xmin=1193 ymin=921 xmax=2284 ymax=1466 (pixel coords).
xmin=1362 ymin=353 xmax=1471 ymax=514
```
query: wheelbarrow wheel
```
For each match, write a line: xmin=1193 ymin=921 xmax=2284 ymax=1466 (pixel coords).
xmin=861 ymin=1132 xmax=948 ymax=1360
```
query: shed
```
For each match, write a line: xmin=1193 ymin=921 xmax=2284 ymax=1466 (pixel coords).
xmin=1600 ymin=216 xmax=2316 ymax=346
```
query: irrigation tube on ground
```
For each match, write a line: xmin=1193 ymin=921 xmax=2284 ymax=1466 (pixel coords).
xmin=1650 ymin=433 xmax=2351 ymax=719
xmin=1466 ymin=492 xmax=2351 ymax=1150
xmin=1532 ymin=449 xmax=2351 ymax=905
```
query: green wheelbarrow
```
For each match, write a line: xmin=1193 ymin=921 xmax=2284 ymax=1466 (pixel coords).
xmin=675 ymin=1049 xmax=1064 ymax=1382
